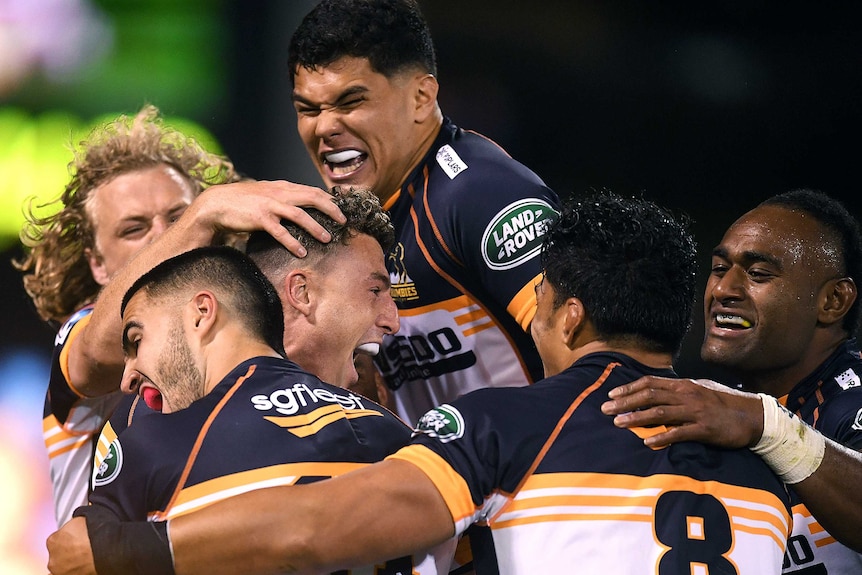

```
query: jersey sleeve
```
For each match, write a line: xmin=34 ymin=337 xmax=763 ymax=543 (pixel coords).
xmin=89 ymin=417 xmax=178 ymax=521
xmin=818 ymin=386 xmax=862 ymax=451
xmin=431 ymin=140 xmax=559 ymax=332
xmin=388 ymin=388 xmax=556 ymax=535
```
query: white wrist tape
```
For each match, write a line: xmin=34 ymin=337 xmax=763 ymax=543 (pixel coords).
xmin=751 ymin=393 xmax=825 ymax=484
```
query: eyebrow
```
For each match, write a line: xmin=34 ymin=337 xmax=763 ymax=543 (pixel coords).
xmin=372 ymin=271 xmax=391 ymax=289
xmin=712 ymin=246 xmax=784 ymax=271
xmin=291 ymin=85 xmax=369 ymax=107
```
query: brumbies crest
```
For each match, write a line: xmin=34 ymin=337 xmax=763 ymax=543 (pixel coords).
xmin=482 ymin=199 xmax=556 ymax=270
xmin=414 ymin=404 xmax=464 ymax=443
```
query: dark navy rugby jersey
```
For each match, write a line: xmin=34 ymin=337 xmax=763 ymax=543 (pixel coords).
xmin=90 ymin=356 xmax=411 ymax=522
xmin=378 ymin=118 xmax=560 ymax=426
xmin=779 ymin=338 xmax=862 ymax=573
xmin=392 ymin=352 xmax=791 ymax=574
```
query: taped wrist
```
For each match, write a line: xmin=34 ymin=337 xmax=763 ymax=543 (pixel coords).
xmin=74 ymin=506 xmax=175 ymax=575
xmin=751 ymin=393 xmax=826 ymax=484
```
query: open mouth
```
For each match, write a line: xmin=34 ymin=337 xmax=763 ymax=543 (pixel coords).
xmin=324 ymin=149 xmax=367 ymax=177
xmin=141 ymin=386 xmax=164 ymax=412
xmin=714 ymin=314 xmax=752 ymax=330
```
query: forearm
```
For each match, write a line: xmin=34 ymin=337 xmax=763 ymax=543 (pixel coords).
xmin=790 ymin=441 xmax=862 ymax=552
xmin=171 ymin=460 xmax=454 ymax=575
xmin=69 ymin=212 xmax=215 ymax=396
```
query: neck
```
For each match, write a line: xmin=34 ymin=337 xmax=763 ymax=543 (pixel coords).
xmin=737 ymin=336 xmax=847 ymax=397
xmin=203 ymin=328 xmax=281 ymax=395
xmin=557 ymin=340 xmax=673 ymax=376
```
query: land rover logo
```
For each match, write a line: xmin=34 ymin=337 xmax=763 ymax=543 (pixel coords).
xmin=415 ymin=404 xmax=464 ymax=443
xmin=481 ymin=199 xmax=556 ymax=270
xmin=93 ymin=439 xmax=123 ymax=487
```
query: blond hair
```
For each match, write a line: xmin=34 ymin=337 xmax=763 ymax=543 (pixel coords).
xmin=14 ymin=105 xmax=239 ymax=325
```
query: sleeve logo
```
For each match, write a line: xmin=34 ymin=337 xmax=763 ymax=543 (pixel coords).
xmin=481 ymin=199 xmax=557 ymax=270
xmin=93 ymin=438 xmax=123 ymax=487
xmin=413 ymin=404 xmax=464 ymax=443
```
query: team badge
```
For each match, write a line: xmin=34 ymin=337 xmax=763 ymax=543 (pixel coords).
xmin=481 ymin=199 xmax=557 ymax=270
xmin=414 ymin=404 xmax=465 ymax=443
xmin=852 ymin=408 xmax=862 ymax=432
xmin=93 ymin=438 xmax=123 ymax=487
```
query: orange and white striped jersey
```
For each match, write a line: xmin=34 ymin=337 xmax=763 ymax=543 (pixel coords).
xmin=42 ymin=306 xmax=122 ymax=526
xmin=392 ymin=351 xmax=792 ymax=574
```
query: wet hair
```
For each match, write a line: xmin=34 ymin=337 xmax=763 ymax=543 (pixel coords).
xmin=760 ymin=188 xmax=862 ymax=337
xmin=121 ymin=246 xmax=285 ymax=357
xmin=245 ymin=187 xmax=394 ymax=283
xmin=288 ymin=0 xmax=437 ymax=82
xmin=541 ymin=191 xmax=698 ymax=355
xmin=14 ymin=105 xmax=239 ymax=325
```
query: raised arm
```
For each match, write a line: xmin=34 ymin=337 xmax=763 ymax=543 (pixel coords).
xmin=601 ymin=376 xmax=862 ymax=552
xmin=47 ymin=459 xmax=454 ymax=575
xmin=66 ymin=181 xmax=343 ymax=398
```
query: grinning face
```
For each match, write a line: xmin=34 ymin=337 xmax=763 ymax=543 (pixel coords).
xmin=701 ymin=205 xmax=843 ymax=391
xmin=86 ymin=165 xmax=195 ymax=286
xmin=121 ymin=291 xmax=204 ymax=413
xmin=292 ymin=56 xmax=434 ymax=205
xmin=288 ymin=233 xmax=400 ymax=388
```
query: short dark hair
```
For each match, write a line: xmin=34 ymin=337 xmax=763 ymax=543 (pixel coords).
xmin=288 ymin=0 xmax=437 ymax=83
xmin=246 ymin=188 xmax=394 ymax=279
xmin=760 ymin=188 xmax=862 ymax=337
xmin=121 ymin=246 xmax=285 ymax=356
xmin=541 ymin=191 xmax=698 ymax=355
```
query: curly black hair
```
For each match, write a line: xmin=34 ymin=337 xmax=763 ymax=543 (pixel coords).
xmin=541 ymin=191 xmax=698 ymax=355
xmin=288 ymin=0 xmax=437 ymax=82
xmin=760 ymin=189 xmax=862 ymax=337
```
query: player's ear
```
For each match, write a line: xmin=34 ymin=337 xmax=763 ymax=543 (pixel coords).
xmin=561 ymin=297 xmax=587 ymax=348
xmin=412 ymin=73 xmax=439 ymax=123
xmin=819 ymin=277 xmax=857 ymax=326
xmin=284 ymin=270 xmax=312 ymax=316
xmin=189 ymin=291 xmax=218 ymax=330
xmin=85 ymin=247 xmax=110 ymax=286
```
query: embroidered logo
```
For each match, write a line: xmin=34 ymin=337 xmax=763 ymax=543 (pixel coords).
xmin=413 ymin=404 xmax=465 ymax=443
xmin=388 ymin=242 xmax=419 ymax=302
xmin=853 ymin=408 xmax=862 ymax=432
xmin=835 ymin=368 xmax=861 ymax=390
xmin=435 ymin=144 xmax=468 ymax=179
xmin=93 ymin=439 xmax=123 ymax=487
xmin=481 ymin=199 xmax=557 ymax=270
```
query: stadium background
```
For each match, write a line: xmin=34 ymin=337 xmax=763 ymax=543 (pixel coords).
xmin=1 ymin=2 xmax=859 ymax=572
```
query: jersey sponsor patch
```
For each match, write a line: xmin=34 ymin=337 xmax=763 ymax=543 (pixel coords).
xmin=481 ymin=199 xmax=557 ymax=270
xmin=435 ymin=144 xmax=468 ymax=179
xmin=414 ymin=404 xmax=464 ymax=443
xmin=93 ymin=438 xmax=123 ymax=487
xmin=835 ymin=368 xmax=861 ymax=390
xmin=853 ymin=408 xmax=862 ymax=432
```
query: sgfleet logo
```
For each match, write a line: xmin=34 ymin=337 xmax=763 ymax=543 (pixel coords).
xmin=414 ymin=404 xmax=465 ymax=443
xmin=481 ymin=199 xmax=557 ymax=270
xmin=251 ymin=382 xmax=367 ymax=415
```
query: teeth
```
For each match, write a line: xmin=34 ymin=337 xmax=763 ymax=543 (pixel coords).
xmin=325 ymin=150 xmax=362 ymax=164
xmin=355 ymin=343 xmax=380 ymax=356
xmin=716 ymin=314 xmax=752 ymax=328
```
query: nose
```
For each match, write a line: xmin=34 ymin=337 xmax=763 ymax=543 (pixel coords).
xmin=379 ymin=295 xmax=400 ymax=335
xmin=313 ymin=107 xmax=344 ymax=141
xmin=121 ymin=368 xmax=141 ymax=395
xmin=708 ymin=266 xmax=745 ymax=303
xmin=148 ymin=217 xmax=170 ymax=242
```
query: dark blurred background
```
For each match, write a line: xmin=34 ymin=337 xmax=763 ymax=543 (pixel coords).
xmin=1 ymin=2 xmax=860 ymax=570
